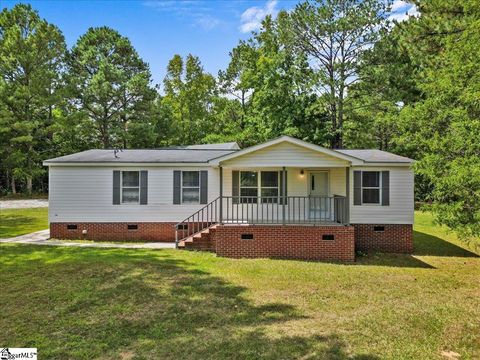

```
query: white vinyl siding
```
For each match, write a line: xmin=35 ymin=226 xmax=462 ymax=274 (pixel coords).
xmin=48 ymin=164 xmax=413 ymax=225
xmin=349 ymin=166 xmax=414 ymax=224
xmin=222 ymin=142 xmax=350 ymax=168
xmin=48 ymin=166 xmax=219 ymax=223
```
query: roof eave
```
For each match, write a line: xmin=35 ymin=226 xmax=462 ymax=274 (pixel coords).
xmin=43 ymin=161 xmax=212 ymax=167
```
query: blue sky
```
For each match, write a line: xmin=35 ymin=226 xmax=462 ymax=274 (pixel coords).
xmin=1 ymin=0 xmax=297 ymax=87
xmin=2 ymin=0 xmax=417 ymax=89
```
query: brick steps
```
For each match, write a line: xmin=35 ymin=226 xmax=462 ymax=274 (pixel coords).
xmin=178 ymin=226 xmax=217 ymax=252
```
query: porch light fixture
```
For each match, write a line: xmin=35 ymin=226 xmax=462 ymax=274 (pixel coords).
xmin=300 ymin=169 xmax=305 ymax=176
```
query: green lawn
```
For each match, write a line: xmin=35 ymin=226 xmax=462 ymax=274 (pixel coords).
xmin=0 ymin=207 xmax=48 ymax=238
xmin=0 ymin=212 xmax=479 ymax=359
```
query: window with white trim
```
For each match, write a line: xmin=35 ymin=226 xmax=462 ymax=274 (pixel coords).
xmin=122 ymin=171 xmax=140 ymax=204
xmin=261 ymin=171 xmax=279 ymax=203
xmin=362 ymin=171 xmax=381 ymax=204
xmin=182 ymin=171 xmax=200 ymax=204
xmin=239 ymin=171 xmax=280 ymax=204
xmin=240 ymin=171 xmax=258 ymax=203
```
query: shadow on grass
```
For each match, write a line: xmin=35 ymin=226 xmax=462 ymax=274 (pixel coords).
xmin=0 ymin=245 xmax=379 ymax=359
xmin=413 ymin=231 xmax=478 ymax=257
xmin=355 ymin=252 xmax=434 ymax=269
xmin=355 ymin=230 xmax=478 ymax=268
xmin=0 ymin=209 xmax=47 ymax=238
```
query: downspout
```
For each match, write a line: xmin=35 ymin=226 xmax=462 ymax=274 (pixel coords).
xmin=282 ymin=167 xmax=286 ymax=225
xmin=345 ymin=167 xmax=350 ymax=225
xmin=219 ymin=166 xmax=223 ymax=225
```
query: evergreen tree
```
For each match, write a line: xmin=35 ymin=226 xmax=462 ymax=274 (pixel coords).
xmin=0 ymin=4 xmax=66 ymax=193
xmin=67 ymin=26 xmax=156 ymax=149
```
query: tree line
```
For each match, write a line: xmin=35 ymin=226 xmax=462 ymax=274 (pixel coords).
xmin=1 ymin=1 xmax=479 ymax=245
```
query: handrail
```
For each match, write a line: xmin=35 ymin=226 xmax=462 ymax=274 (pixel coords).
xmin=175 ymin=196 xmax=221 ymax=247
xmin=175 ymin=195 xmax=348 ymax=248
xmin=220 ymin=195 xmax=347 ymax=225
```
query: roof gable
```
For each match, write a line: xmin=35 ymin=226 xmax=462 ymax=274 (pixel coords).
xmin=210 ymin=136 xmax=362 ymax=165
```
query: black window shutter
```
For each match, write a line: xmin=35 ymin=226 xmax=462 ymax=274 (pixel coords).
xmin=113 ymin=170 xmax=121 ymax=205
xmin=140 ymin=170 xmax=148 ymax=205
xmin=173 ymin=170 xmax=181 ymax=204
xmin=200 ymin=170 xmax=208 ymax=204
xmin=353 ymin=171 xmax=362 ymax=205
xmin=232 ymin=170 xmax=239 ymax=204
xmin=279 ymin=170 xmax=288 ymax=204
xmin=382 ymin=171 xmax=390 ymax=206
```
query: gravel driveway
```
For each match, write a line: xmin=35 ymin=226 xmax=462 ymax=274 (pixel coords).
xmin=0 ymin=199 xmax=48 ymax=209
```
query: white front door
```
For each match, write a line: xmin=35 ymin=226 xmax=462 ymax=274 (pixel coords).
xmin=309 ymin=171 xmax=331 ymax=220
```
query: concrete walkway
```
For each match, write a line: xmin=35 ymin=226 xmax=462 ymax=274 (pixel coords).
xmin=0 ymin=199 xmax=49 ymax=209
xmin=0 ymin=230 xmax=176 ymax=249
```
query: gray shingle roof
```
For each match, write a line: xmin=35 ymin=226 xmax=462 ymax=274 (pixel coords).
xmin=44 ymin=148 xmax=238 ymax=164
xmin=185 ymin=142 xmax=240 ymax=150
xmin=335 ymin=149 xmax=414 ymax=163
xmin=44 ymin=140 xmax=413 ymax=165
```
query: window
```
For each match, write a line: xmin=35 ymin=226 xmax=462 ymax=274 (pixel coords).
xmin=261 ymin=171 xmax=279 ymax=203
xmin=122 ymin=171 xmax=140 ymax=204
xmin=322 ymin=234 xmax=335 ymax=241
xmin=240 ymin=171 xmax=258 ymax=203
xmin=239 ymin=171 xmax=281 ymax=204
xmin=182 ymin=171 xmax=200 ymax=204
xmin=362 ymin=171 xmax=381 ymax=204
xmin=127 ymin=224 xmax=138 ymax=230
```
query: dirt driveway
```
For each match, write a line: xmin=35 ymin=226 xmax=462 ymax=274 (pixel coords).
xmin=0 ymin=199 xmax=48 ymax=209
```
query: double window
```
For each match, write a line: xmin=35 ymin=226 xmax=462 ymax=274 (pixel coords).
xmin=361 ymin=171 xmax=381 ymax=204
xmin=121 ymin=171 xmax=140 ymax=204
xmin=239 ymin=171 xmax=280 ymax=203
xmin=182 ymin=171 xmax=200 ymax=204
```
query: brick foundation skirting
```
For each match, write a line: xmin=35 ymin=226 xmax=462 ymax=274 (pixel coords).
xmin=50 ymin=222 xmax=177 ymax=242
xmin=354 ymin=224 xmax=413 ymax=253
xmin=213 ymin=225 xmax=356 ymax=262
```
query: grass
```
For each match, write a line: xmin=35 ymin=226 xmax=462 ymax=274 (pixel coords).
xmin=0 ymin=211 xmax=479 ymax=359
xmin=0 ymin=207 xmax=48 ymax=238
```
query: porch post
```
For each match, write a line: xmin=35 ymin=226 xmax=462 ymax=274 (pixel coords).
xmin=282 ymin=166 xmax=286 ymax=225
xmin=345 ymin=167 xmax=350 ymax=225
xmin=219 ymin=166 xmax=223 ymax=225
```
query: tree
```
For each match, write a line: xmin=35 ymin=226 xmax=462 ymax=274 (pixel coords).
xmin=162 ymin=54 xmax=217 ymax=145
xmin=68 ymin=26 xmax=156 ymax=149
xmin=220 ymin=14 xmax=322 ymax=147
xmin=289 ymin=0 xmax=389 ymax=148
xmin=218 ymin=41 xmax=257 ymax=129
xmin=345 ymin=24 xmax=421 ymax=151
xmin=394 ymin=0 xmax=480 ymax=245
xmin=0 ymin=4 xmax=66 ymax=193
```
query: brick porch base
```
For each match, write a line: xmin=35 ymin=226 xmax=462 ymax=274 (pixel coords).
xmin=50 ymin=222 xmax=414 ymax=260
xmin=213 ymin=225 xmax=356 ymax=262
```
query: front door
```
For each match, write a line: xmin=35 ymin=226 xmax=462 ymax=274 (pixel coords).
xmin=309 ymin=171 xmax=330 ymax=220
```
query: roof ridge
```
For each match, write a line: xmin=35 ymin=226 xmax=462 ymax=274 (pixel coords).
xmin=91 ymin=148 xmax=239 ymax=151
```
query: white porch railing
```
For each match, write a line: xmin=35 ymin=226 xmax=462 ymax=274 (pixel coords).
xmin=175 ymin=195 xmax=348 ymax=246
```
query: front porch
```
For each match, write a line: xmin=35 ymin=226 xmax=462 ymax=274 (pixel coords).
xmin=176 ymin=166 xmax=351 ymax=249
xmin=176 ymin=138 xmax=355 ymax=259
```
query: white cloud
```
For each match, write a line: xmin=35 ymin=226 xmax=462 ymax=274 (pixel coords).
xmin=391 ymin=0 xmax=409 ymax=12
xmin=144 ymin=0 xmax=222 ymax=31
xmin=195 ymin=14 xmax=222 ymax=31
xmin=389 ymin=1 xmax=419 ymax=22
xmin=239 ymin=0 xmax=278 ymax=33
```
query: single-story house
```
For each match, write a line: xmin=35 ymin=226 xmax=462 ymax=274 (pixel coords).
xmin=44 ymin=136 xmax=414 ymax=262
